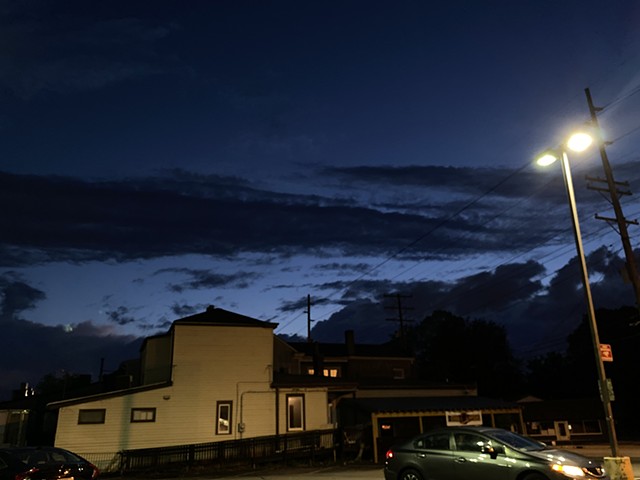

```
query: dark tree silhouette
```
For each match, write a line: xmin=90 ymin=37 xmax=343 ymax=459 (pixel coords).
xmin=403 ymin=310 xmax=523 ymax=399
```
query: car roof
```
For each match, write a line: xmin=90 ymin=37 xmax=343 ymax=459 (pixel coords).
xmin=426 ymin=426 xmax=509 ymax=435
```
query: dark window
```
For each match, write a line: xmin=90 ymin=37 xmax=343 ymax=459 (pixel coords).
xmin=78 ymin=409 xmax=106 ymax=424
xmin=454 ymin=433 xmax=486 ymax=452
xmin=131 ymin=408 xmax=156 ymax=423
xmin=415 ymin=433 xmax=450 ymax=450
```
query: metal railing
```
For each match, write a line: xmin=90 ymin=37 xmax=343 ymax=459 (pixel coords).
xmin=86 ymin=429 xmax=338 ymax=475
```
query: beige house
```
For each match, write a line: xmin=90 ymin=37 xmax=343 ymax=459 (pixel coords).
xmin=50 ymin=306 xmax=335 ymax=461
xmin=48 ymin=306 xmax=523 ymax=468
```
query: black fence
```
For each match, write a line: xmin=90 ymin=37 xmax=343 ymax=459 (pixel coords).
xmin=117 ymin=429 xmax=338 ymax=474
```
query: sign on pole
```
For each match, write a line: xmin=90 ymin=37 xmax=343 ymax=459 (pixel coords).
xmin=599 ymin=343 xmax=613 ymax=362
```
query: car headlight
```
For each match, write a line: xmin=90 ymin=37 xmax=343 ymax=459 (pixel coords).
xmin=552 ymin=464 xmax=585 ymax=477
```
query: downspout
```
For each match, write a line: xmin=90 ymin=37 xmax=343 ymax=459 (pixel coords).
xmin=275 ymin=387 xmax=280 ymax=437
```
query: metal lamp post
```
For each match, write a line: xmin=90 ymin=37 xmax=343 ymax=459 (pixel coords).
xmin=536 ymin=132 xmax=619 ymax=457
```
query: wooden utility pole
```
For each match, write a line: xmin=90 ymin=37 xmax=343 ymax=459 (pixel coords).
xmin=384 ymin=293 xmax=413 ymax=345
xmin=585 ymin=88 xmax=640 ymax=314
xmin=305 ymin=294 xmax=312 ymax=342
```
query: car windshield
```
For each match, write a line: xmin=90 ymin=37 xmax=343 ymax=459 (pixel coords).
xmin=490 ymin=431 xmax=547 ymax=451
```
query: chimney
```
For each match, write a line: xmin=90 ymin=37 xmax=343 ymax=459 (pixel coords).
xmin=312 ymin=342 xmax=324 ymax=376
xmin=345 ymin=330 xmax=355 ymax=356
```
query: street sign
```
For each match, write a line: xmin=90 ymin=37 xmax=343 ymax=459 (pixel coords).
xmin=600 ymin=343 xmax=613 ymax=362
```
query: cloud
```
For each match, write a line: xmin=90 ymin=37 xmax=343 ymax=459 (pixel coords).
xmin=105 ymin=306 xmax=137 ymax=326
xmin=0 ymin=167 xmax=582 ymax=270
xmin=156 ymin=267 xmax=263 ymax=293
xmin=169 ymin=302 xmax=205 ymax=317
xmin=0 ymin=315 xmax=142 ymax=400
xmin=309 ymin=248 xmax=638 ymax=358
xmin=0 ymin=272 xmax=46 ymax=320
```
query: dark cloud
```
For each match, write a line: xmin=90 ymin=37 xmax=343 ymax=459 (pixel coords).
xmin=0 ymin=272 xmax=46 ymax=320
xmin=277 ymin=295 xmax=334 ymax=314
xmin=1 ymin=170 xmax=555 ymax=268
xmin=156 ymin=267 xmax=262 ymax=293
xmin=105 ymin=306 xmax=137 ymax=326
xmin=312 ymin=262 xmax=372 ymax=275
xmin=169 ymin=302 xmax=205 ymax=317
xmin=4 ymin=159 xmax=636 ymax=271
xmin=322 ymin=164 xmax=548 ymax=199
xmin=0 ymin=315 xmax=142 ymax=401
xmin=310 ymin=248 xmax=638 ymax=359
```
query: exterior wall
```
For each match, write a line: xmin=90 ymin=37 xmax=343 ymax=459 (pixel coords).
xmin=140 ymin=335 xmax=172 ymax=385
xmin=297 ymin=356 xmax=414 ymax=380
xmin=54 ymin=324 xmax=332 ymax=457
xmin=55 ymin=386 xmax=174 ymax=453
xmin=344 ymin=357 xmax=414 ymax=379
xmin=277 ymin=388 xmax=331 ymax=434
xmin=272 ymin=338 xmax=298 ymax=374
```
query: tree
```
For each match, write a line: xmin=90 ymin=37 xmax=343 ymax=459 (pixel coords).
xmin=36 ymin=371 xmax=91 ymax=397
xmin=405 ymin=310 xmax=523 ymax=399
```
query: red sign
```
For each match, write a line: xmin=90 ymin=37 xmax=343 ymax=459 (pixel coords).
xmin=600 ymin=344 xmax=613 ymax=362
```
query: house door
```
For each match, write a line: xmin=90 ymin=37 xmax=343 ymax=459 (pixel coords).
xmin=554 ymin=421 xmax=570 ymax=441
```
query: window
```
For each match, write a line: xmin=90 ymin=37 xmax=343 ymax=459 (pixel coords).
xmin=287 ymin=394 xmax=304 ymax=431
xmin=131 ymin=408 xmax=156 ymax=423
xmin=415 ymin=433 xmax=450 ymax=450
xmin=216 ymin=401 xmax=233 ymax=435
xmin=454 ymin=432 xmax=487 ymax=453
xmin=306 ymin=367 xmax=340 ymax=377
xmin=78 ymin=409 xmax=106 ymax=424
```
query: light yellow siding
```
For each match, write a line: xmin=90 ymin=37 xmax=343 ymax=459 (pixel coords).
xmin=55 ymin=323 xmax=327 ymax=455
xmin=277 ymin=389 xmax=331 ymax=433
xmin=140 ymin=335 xmax=172 ymax=384
xmin=55 ymin=386 xmax=175 ymax=452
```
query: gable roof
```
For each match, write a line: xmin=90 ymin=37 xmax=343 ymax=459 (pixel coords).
xmin=173 ymin=305 xmax=278 ymax=329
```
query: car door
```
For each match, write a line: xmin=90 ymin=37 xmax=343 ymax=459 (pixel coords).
xmin=411 ymin=432 xmax=456 ymax=480
xmin=452 ymin=432 xmax=515 ymax=480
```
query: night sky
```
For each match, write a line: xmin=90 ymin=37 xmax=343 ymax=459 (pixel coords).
xmin=1 ymin=0 xmax=640 ymax=399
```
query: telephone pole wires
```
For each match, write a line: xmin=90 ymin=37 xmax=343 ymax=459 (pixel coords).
xmin=584 ymin=88 xmax=640 ymax=315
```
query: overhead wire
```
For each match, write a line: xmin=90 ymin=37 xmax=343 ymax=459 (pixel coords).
xmin=277 ymin=68 xmax=640 ymax=342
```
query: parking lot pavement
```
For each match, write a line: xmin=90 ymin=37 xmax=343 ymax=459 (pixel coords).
xmin=161 ymin=464 xmax=385 ymax=480
xmin=202 ymin=461 xmax=640 ymax=480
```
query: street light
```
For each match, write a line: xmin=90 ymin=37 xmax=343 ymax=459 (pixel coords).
xmin=536 ymin=132 xmax=620 ymax=458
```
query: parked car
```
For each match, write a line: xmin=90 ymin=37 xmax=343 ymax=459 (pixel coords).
xmin=384 ymin=426 xmax=608 ymax=480
xmin=0 ymin=446 xmax=99 ymax=480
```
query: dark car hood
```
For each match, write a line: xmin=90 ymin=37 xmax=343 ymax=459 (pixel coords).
xmin=524 ymin=448 xmax=600 ymax=467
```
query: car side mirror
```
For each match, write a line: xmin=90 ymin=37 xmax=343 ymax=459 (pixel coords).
xmin=482 ymin=444 xmax=504 ymax=459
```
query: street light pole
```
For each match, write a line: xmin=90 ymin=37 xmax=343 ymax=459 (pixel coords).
xmin=558 ymin=149 xmax=619 ymax=457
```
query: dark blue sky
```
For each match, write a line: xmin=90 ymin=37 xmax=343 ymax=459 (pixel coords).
xmin=1 ymin=0 xmax=639 ymax=399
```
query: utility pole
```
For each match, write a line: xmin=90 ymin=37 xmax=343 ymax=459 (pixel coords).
xmin=305 ymin=294 xmax=313 ymax=343
xmin=585 ymin=88 xmax=640 ymax=315
xmin=384 ymin=293 xmax=413 ymax=346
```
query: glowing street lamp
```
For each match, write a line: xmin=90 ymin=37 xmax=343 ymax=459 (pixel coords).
xmin=536 ymin=132 xmax=619 ymax=457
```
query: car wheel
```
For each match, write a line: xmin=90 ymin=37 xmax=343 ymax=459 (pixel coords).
xmin=522 ymin=473 xmax=549 ymax=480
xmin=400 ymin=468 xmax=423 ymax=480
